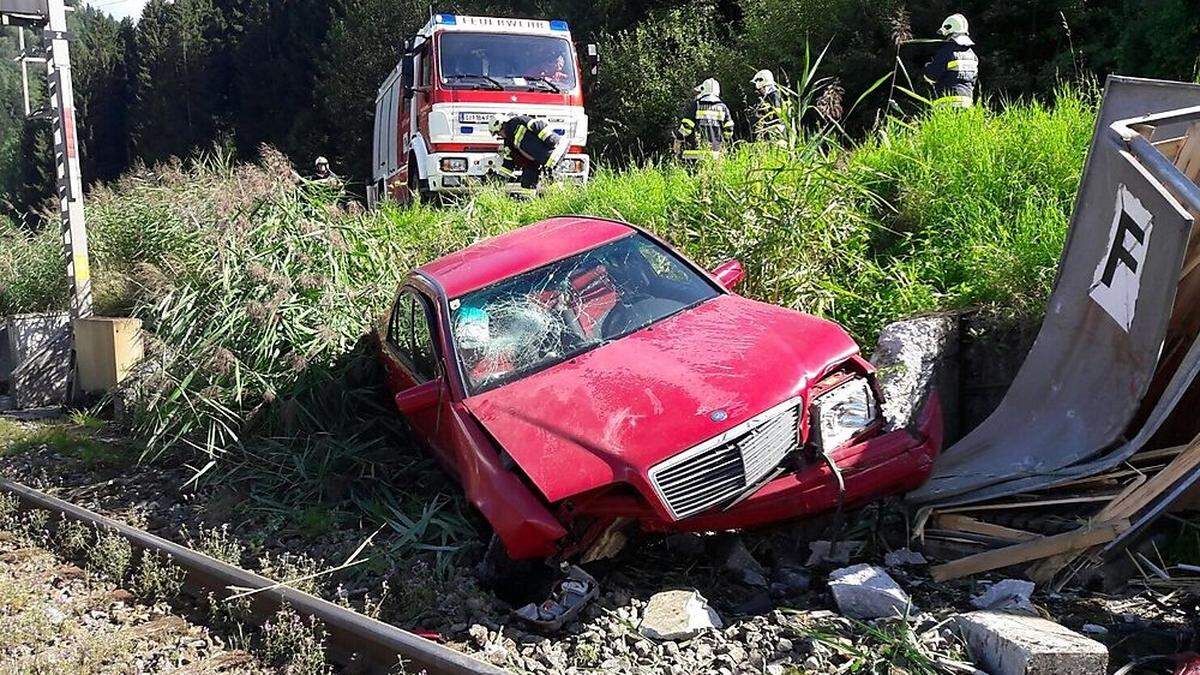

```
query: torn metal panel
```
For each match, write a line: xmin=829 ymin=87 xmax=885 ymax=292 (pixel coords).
xmin=909 ymin=77 xmax=1200 ymax=507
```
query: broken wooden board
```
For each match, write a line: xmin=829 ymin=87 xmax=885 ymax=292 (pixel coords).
xmin=930 ymin=519 xmax=1131 ymax=582
xmin=1178 ymin=122 xmax=1200 ymax=183
xmin=931 ymin=514 xmax=1040 ymax=544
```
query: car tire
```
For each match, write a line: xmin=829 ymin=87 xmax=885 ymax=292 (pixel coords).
xmin=477 ymin=534 xmax=555 ymax=605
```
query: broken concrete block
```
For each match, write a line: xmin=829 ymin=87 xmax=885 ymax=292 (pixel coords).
xmin=828 ymin=564 xmax=913 ymax=619
xmin=806 ymin=540 xmax=863 ymax=566
xmin=955 ymin=611 xmax=1108 ymax=675
xmin=884 ymin=547 xmax=927 ymax=568
xmin=638 ymin=589 xmax=723 ymax=641
xmin=871 ymin=314 xmax=958 ymax=432
xmin=971 ymin=579 xmax=1037 ymax=615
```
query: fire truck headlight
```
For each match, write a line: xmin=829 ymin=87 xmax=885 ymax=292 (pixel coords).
xmin=440 ymin=158 xmax=468 ymax=173
xmin=559 ymin=158 xmax=585 ymax=174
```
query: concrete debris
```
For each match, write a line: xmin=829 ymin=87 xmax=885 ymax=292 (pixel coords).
xmin=870 ymin=314 xmax=958 ymax=431
xmin=828 ymin=564 xmax=913 ymax=619
xmin=1080 ymin=624 xmax=1107 ymax=635
xmin=971 ymin=579 xmax=1037 ymax=615
xmin=884 ymin=547 xmax=928 ymax=568
xmin=955 ymin=611 xmax=1108 ymax=675
xmin=717 ymin=537 xmax=768 ymax=587
xmin=806 ymin=540 xmax=863 ymax=566
xmin=638 ymin=589 xmax=723 ymax=641
xmin=769 ymin=564 xmax=811 ymax=599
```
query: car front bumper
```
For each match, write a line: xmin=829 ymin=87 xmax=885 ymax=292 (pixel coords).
xmin=555 ymin=393 xmax=943 ymax=555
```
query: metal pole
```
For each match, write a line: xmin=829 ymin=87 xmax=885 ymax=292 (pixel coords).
xmin=43 ymin=0 xmax=92 ymax=319
xmin=16 ymin=26 xmax=30 ymax=115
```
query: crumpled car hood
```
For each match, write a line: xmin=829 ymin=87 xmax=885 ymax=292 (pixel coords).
xmin=462 ymin=294 xmax=860 ymax=503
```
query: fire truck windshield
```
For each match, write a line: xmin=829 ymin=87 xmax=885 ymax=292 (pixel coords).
xmin=439 ymin=33 xmax=577 ymax=92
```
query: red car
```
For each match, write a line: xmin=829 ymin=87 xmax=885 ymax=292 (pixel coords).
xmin=377 ymin=216 xmax=942 ymax=562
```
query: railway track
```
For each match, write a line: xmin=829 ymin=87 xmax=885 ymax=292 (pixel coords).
xmin=0 ymin=475 xmax=507 ymax=675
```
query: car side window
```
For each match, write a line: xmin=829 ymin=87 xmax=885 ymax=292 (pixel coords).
xmin=388 ymin=289 xmax=439 ymax=381
xmin=637 ymin=241 xmax=691 ymax=283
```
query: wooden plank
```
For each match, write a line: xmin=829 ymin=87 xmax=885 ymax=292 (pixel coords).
xmin=937 ymin=495 xmax=1118 ymax=515
xmin=930 ymin=519 xmax=1131 ymax=582
xmin=1155 ymin=136 xmax=1187 ymax=163
xmin=1099 ymin=437 xmax=1200 ymax=520
xmin=932 ymin=514 xmax=1040 ymax=543
xmin=1129 ymin=445 xmax=1187 ymax=464
xmin=1178 ymin=123 xmax=1200 ymax=183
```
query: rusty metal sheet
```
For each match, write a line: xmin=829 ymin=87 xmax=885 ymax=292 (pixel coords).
xmin=909 ymin=77 xmax=1200 ymax=507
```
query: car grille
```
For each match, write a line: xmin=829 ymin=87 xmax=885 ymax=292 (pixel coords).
xmin=649 ymin=400 xmax=801 ymax=520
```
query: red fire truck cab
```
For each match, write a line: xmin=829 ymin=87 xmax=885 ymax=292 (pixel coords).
xmin=368 ymin=14 xmax=593 ymax=205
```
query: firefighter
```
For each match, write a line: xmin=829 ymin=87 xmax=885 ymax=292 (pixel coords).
xmin=312 ymin=156 xmax=339 ymax=183
xmin=674 ymin=78 xmax=734 ymax=160
xmin=923 ymin=13 xmax=978 ymax=108
xmin=488 ymin=114 xmax=565 ymax=194
xmin=750 ymin=69 xmax=785 ymax=142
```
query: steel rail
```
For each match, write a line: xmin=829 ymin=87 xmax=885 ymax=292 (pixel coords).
xmin=0 ymin=476 xmax=507 ymax=675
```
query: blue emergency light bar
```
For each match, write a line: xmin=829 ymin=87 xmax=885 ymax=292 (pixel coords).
xmin=549 ymin=20 xmax=569 ymax=31
xmin=435 ymin=14 xmax=456 ymax=25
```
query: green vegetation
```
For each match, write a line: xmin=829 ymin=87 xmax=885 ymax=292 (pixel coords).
xmin=2 ymin=0 xmax=1198 ymax=216
xmin=0 ymin=91 xmax=1094 ymax=568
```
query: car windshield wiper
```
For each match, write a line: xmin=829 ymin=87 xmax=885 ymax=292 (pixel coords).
xmin=522 ymin=76 xmax=562 ymax=93
xmin=443 ymin=74 xmax=504 ymax=90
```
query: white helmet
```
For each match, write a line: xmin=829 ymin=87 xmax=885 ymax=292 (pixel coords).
xmin=751 ymin=69 xmax=775 ymax=91
xmin=314 ymin=156 xmax=329 ymax=167
xmin=694 ymin=78 xmax=721 ymax=98
xmin=488 ymin=115 xmax=508 ymax=137
xmin=938 ymin=13 xmax=969 ymax=37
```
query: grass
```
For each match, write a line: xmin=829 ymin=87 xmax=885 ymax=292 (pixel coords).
xmin=0 ymin=86 xmax=1097 ymax=571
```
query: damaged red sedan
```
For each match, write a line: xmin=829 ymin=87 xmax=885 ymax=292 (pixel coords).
xmin=377 ymin=216 xmax=942 ymax=563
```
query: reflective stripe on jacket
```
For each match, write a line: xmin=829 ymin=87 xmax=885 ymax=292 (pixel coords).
xmin=923 ymin=35 xmax=978 ymax=105
xmin=502 ymin=115 xmax=560 ymax=165
xmin=676 ymin=95 xmax=734 ymax=151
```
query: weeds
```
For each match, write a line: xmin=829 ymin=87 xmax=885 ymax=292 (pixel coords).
xmin=131 ymin=552 xmax=186 ymax=601
xmin=55 ymin=519 xmax=91 ymax=558
xmin=184 ymin=523 xmax=245 ymax=567
xmin=260 ymin=604 xmax=330 ymax=675
xmin=85 ymin=525 xmax=133 ymax=581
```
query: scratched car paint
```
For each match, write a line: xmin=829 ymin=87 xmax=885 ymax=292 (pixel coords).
xmin=377 ymin=216 xmax=943 ymax=561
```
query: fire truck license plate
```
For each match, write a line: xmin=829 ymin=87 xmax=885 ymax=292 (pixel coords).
xmin=459 ymin=113 xmax=496 ymax=124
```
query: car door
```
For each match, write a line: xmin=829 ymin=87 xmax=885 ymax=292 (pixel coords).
xmin=381 ymin=288 xmax=450 ymax=461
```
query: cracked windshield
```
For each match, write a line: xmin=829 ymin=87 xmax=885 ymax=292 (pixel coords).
xmin=451 ymin=234 xmax=718 ymax=393
xmin=439 ymin=32 xmax=577 ymax=91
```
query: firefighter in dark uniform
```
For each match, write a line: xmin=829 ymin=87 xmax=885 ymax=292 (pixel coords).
xmin=923 ymin=13 xmax=978 ymax=108
xmin=488 ymin=114 xmax=565 ymax=193
xmin=750 ymin=69 xmax=785 ymax=142
xmin=674 ymin=78 xmax=734 ymax=160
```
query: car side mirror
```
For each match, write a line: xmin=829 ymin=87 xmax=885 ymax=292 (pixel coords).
xmin=712 ymin=259 xmax=745 ymax=289
xmin=394 ymin=378 xmax=442 ymax=415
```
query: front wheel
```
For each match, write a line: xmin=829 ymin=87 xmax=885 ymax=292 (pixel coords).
xmin=477 ymin=534 xmax=555 ymax=605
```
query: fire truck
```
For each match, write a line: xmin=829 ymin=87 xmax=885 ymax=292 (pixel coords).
xmin=368 ymin=14 xmax=594 ymax=205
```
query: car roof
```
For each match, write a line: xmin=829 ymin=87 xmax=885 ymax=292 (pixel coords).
xmin=418 ymin=216 xmax=635 ymax=298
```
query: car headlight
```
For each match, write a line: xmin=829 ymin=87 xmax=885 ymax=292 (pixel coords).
xmin=440 ymin=157 xmax=468 ymax=173
xmin=810 ymin=378 xmax=878 ymax=451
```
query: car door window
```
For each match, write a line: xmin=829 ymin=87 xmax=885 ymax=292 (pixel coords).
xmin=388 ymin=290 xmax=439 ymax=381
